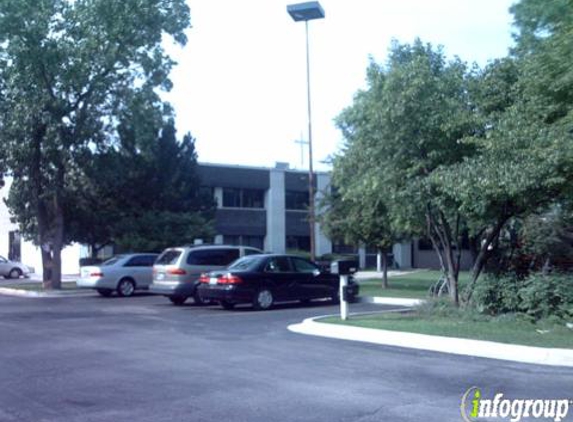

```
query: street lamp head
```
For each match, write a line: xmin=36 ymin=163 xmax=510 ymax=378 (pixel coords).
xmin=287 ymin=1 xmax=325 ymax=22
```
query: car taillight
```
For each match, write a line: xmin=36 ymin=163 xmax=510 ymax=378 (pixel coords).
xmin=218 ymin=274 xmax=243 ymax=285
xmin=199 ymin=274 xmax=210 ymax=283
xmin=90 ymin=271 xmax=103 ymax=277
xmin=167 ymin=268 xmax=187 ymax=276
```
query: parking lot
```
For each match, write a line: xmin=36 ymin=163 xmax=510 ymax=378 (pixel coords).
xmin=0 ymin=293 xmax=571 ymax=422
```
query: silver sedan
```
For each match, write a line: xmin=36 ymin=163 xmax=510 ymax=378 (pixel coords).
xmin=77 ymin=253 xmax=158 ymax=297
xmin=0 ymin=256 xmax=31 ymax=279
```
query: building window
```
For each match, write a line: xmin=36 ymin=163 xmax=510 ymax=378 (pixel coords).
xmin=223 ymin=188 xmax=241 ymax=208
xmin=222 ymin=188 xmax=264 ymax=209
xmin=242 ymin=189 xmax=264 ymax=208
xmin=285 ymin=190 xmax=308 ymax=210
xmin=332 ymin=242 xmax=356 ymax=255
xmin=223 ymin=235 xmax=264 ymax=250
xmin=418 ymin=234 xmax=470 ymax=251
xmin=417 ymin=238 xmax=434 ymax=250
xmin=286 ymin=235 xmax=310 ymax=252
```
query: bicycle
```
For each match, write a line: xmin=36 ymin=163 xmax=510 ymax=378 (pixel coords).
xmin=428 ymin=275 xmax=450 ymax=297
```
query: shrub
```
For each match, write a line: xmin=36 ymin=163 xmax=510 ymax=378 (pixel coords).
xmin=472 ymin=272 xmax=573 ymax=321
xmin=518 ymin=273 xmax=573 ymax=321
xmin=471 ymin=274 xmax=524 ymax=315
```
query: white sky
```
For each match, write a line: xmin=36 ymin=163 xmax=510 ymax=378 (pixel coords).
xmin=163 ymin=0 xmax=517 ymax=171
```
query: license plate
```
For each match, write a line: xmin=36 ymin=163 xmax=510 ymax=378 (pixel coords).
xmin=209 ymin=277 xmax=218 ymax=285
xmin=156 ymin=273 xmax=165 ymax=280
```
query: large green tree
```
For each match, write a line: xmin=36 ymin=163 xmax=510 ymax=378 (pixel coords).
xmin=0 ymin=0 xmax=190 ymax=288
xmin=454 ymin=0 xmax=573 ymax=300
xmin=332 ymin=2 xmax=573 ymax=305
xmin=65 ymin=117 xmax=215 ymax=256
xmin=321 ymin=67 xmax=402 ymax=288
xmin=108 ymin=119 xmax=215 ymax=253
xmin=333 ymin=40 xmax=478 ymax=304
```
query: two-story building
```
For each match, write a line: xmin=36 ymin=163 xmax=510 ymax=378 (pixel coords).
xmin=1 ymin=161 xmax=439 ymax=276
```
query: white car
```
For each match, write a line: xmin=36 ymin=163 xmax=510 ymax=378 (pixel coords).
xmin=77 ymin=253 xmax=158 ymax=297
xmin=0 ymin=256 xmax=31 ymax=279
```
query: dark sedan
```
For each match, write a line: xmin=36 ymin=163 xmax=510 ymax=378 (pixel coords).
xmin=197 ymin=254 xmax=359 ymax=310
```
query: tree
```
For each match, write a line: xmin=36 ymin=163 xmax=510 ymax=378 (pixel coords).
xmin=321 ymin=68 xmax=402 ymax=288
xmin=48 ymin=114 xmax=216 ymax=256
xmin=0 ymin=0 xmax=190 ymax=288
xmin=108 ymin=119 xmax=215 ymax=252
xmin=455 ymin=0 xmax=573 ymax=301
xmin=334 ymin=40 xmax=479 ymax=305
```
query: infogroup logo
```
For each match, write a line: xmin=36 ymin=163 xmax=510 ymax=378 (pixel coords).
xmin=461 ymin=387 xmax=572 ymax=422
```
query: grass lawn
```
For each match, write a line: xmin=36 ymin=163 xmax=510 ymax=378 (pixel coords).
xmin=322 ymin=311 xmax=573 ymax=349
xmin=357 ymin=270 xmax=471 ymax=298
xmin=1 ymin=281 xmax=78 ymax=291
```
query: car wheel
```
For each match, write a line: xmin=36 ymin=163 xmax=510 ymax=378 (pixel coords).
xmin=169 ymin=296 xmax=187 ymax=306
xmin=116 ymin=278 xmax=135 ymax=297
xmin=193 ymin=291 xmax=209 ymax=306
xmin=253 ymin=288 xmax=274 ymax=311
xmin=220 ymin=300 xmax=235 ymax=310
xmin=96 ymin=288 xmax=114 ymax=297
xmin=8 ymin=268 xmax=22 ymax=279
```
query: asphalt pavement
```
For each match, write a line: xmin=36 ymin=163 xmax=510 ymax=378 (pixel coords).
xmin=0 ymin=294 xmax=571 ymax=422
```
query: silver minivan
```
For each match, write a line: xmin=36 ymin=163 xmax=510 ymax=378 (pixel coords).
xmin=149 ymin=245 xmax=263 ymax=305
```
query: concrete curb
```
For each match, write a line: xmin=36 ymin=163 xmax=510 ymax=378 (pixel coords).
xmin=0 ymin=287 xmax=93 ymax=298
xmin=288 ymin=314 xmax=573 ymax=368
xmin=357 ymin=296 xmax=423 ymax=307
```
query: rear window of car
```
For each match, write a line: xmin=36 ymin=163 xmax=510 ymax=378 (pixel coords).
xmin=156 ymin=250 xmax=182 ymax=265
xmin=101 ymin=255 xmax=125 ymax=266
xmin=244 ymin=248 xmax=263 ymax=256
xmin=125 ymin=254 xmax=158 ymax=267
xmin=228 ymin=256 xmax=261 ymax=271
xmin=187 ymin=248 xmax=240 ymax=266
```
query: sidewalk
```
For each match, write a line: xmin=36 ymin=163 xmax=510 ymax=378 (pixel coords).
xmin=353 ymin=269 xmax=422 ymax=281
xmin=0 ymin=274 xmax=90 ymax=298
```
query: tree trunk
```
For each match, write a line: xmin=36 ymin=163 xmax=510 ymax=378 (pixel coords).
xmin=50 ymin=194 xmax=64 ymax=289
xmin=41 ymin=246 xmax=53 ymax=288
xmin=381 ymin=250 xmax=388 ymax=289
xmin=426 ymin=205 xmax=459 ymax=306
xmin=30 ymin=123 xmax=57 ymax=290
xmin=464 ymin=216 xmax=510 ymax=304
xmin=90 ymin=244 xmax=99 ymax=260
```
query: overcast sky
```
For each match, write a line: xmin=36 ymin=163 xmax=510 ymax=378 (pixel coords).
xmin=162 ymin=0 xmax=517 ymax=171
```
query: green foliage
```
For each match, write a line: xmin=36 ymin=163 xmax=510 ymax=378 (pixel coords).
xmin=519 ymin=273 xmax=573 ymax=321
xmin=324 ymin=0 xmax=573 ymax=306
xmin=331 ymin=39 xmax=482 ymax=302
xmin=330 ymin=39 xmax=477 ymax=241
xmin=0 ymin=0 xmax=191 ymax=284
xmin=70 ymin=120 xmax=215 ymax=254
xmin=114 ymin=211 xmax=212 ymax=253
xmin=472 ymin=274 xmax=525 ymax=315
xmin=472 ymin=273 xmax=573 ymax=321
xmin=520 ymin=206 xmax=573 ymax=269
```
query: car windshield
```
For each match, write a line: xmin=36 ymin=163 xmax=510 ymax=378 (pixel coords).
xmin=156 ymin=250 xmax=182 ymax=265
xmin=101 ymin=255 xmax=126 ymax=266
xmin=228 ymin=256 xmax=260 ymax=271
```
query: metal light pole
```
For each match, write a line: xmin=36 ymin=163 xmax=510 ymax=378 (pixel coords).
xmin=287 ymin=1 xmax=325 ymax=261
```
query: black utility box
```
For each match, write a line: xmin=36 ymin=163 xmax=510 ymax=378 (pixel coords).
xmin=330 ymin=259 xmax=358 ymax=275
